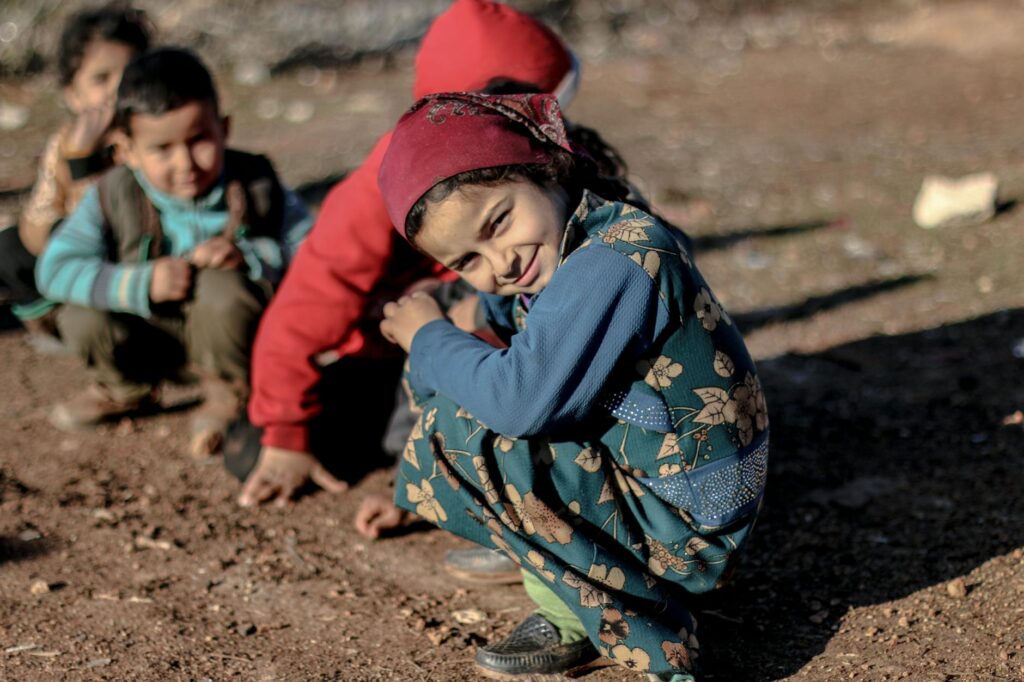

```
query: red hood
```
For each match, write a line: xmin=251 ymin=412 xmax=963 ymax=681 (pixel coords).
xmin=413 ymin=0 xmax=576 ymax=101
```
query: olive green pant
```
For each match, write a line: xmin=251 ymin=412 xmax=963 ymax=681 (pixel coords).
xmin=57 ymin=268 xmax=268 ymax=401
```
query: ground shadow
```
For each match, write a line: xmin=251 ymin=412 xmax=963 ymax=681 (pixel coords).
xmin=731 ymin=274 xmax=931 ymax=333
xmin=690 ymin=308 xmax=1024 ymax=680
xmin=690 ymin=219 xmax=836 ymax=252
xmin=0 ymin=536 xmax=53 ymax=565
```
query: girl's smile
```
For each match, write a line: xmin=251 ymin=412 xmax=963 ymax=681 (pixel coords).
xmin=415 ymin=179 xmax=571 ymax=296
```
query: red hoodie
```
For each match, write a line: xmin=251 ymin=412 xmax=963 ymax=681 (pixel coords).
xmin=249 ymin=0 xmax=575 ymax=452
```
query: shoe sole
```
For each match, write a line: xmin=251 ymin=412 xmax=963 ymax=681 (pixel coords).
xmin=443 ymin=563 xmax=523 ymax=585
xmin=474 ymin=655 xmax=614 ymax=680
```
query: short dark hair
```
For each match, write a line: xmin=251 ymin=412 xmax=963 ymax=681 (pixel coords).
xmin=57 ymin=5 xmax=152 ymax=87
xmin=114 ymin=47 xmax=219 ymax=134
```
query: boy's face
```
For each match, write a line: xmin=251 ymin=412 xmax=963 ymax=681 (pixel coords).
xmin=121 ymin=100 xmax=229 ymax=200
xmin=415 ymin=179 xmax=570 ymax=296
xmin=64 ymin=39 xmax=136 ymax=114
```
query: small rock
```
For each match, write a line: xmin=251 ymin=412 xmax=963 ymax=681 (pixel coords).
xmin=18 ymin=529 xmax=41 ymax=542
xmin=0 ymin=102 xmax=29 ymax=131
xmin=30 ymin=580 xmax=50 ymax=594
xmin=233 ymin=61 xmax=270 ymax=86
xmin=864 ymin=626 xmax=880 ymax=637
xmin=898 ymin=616 xmax=910 ymax=628
xmin=84 ymin=658 xmax=112 ymax=669
xmin=946 ymin=577 xmax=968 ymax=599
xmin=809 ymin=610 xmax=828 ymax=624
xmin=452 ymin=608 xmax=486 ymax=625
xmin=284 ymin=101 xmax=315 ymax=124
xmin=912 ymin=173 xmax=998 ymax=229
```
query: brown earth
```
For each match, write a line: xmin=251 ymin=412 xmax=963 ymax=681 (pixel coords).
xmin=2 ymin=1 xmax=1024 ymax=680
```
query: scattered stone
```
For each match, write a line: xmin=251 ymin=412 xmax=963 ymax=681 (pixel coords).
xmin=809 ymin=610 xmax=829 ymax=624
xmin=912 ymin=173 xmax=998 ymax=229
xmin=134 ymin=536 xmax=172 ymax=551
xmin=84 ymin=658 xmax=112 ymax=669
xmin=233 ymin=61 xmax=270 ymax=86
xmin=946 ymin=578 xmax=968 ymax=599
xmin=284 ymin=101 xmax=315 ymax=124
xmin=864 ymin=626 xmax=880 ymax=637
xmin=0 ymin=102 xmax=29 ymax=131
xmin=898 ymin=616 xmax=911 ymax=628
xmin=18 ymin=529 xmax=41 ymax=542
xmin=29 ymin=580 xmax=50 ymax=594
xmin=452 ymin=609 xmax=486 ymax=625
xmin=5 ymin=643 xmax=39 ymax=653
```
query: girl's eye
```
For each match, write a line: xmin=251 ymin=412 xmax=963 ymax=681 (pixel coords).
xmin=491 ymin=210 xmax=510 ymax=234
xmin=453 ymin=254 xmax=478 ymax=272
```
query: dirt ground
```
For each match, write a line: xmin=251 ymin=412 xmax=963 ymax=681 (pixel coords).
xmin=2 ymin=1 xmax=1024 ymax=680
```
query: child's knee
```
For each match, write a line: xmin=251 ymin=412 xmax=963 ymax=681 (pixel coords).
xmin=190 ymin=269 xmax=266 ymax=323
xmin=57 ymin=305 xmax=114 ymax=353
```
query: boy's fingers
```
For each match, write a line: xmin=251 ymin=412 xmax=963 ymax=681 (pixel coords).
xmin=238 ymin=476 xmax=277 ymax=506
xmin=310 ymin=465 xmax=349 ymax=494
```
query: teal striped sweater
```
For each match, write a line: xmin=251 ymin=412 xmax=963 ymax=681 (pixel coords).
xmin=36 ymin=169 xmax=312 ymax=317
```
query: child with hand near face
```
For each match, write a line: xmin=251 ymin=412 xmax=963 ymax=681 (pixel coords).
xmin=36 ymin=47 xmax=313 ymax=456
xmin=368 ymin=93 xmax=769 ymax=680
xmin=0 ymin=6 xmax=151 ymax=347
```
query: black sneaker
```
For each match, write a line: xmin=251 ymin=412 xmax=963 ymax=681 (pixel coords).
xmin=444 ymin=548 xmax=522 ymax=585
xmin=475 ymin=613 xmax=598 ymax=678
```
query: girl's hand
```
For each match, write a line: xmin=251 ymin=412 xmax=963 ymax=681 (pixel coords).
xmin=354 ymin=494 xmax=416 ymax=539
xmin=65 ymin=103 xmax=115 ymax=157
xmin=380 ymin=292 xmax=444 ymax=352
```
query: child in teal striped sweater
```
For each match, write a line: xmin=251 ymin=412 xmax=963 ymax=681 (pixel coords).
xmin=36 ymin=47 xmax=312 ymax=456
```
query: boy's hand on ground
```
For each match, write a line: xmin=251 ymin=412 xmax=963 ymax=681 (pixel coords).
xmin=237 ymin=446 xmax=349 ymax=508
xmin=191 ymin=236 xmax=244 ymax=270
xmin=380 ymin=292 xmax=444 ymax=352
xmin=149 ymin=257 xmax=193 ymax=303
xmin=354 ymin=494 xmax=415 ymax=539
xmin=65 ymin=103 xmax=115 ymax=156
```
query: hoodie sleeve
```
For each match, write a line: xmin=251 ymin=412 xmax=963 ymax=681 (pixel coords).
xmin=248 ymin=133 xmax=412 ymax=452
xmin=35 ymin=186 xmax=154 ymax=317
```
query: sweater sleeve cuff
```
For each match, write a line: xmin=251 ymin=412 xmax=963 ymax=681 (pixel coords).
xmin=260 ymin=423 xmax=311 ymax=453
xmin=408 ymin=318 xmax=457 ymax=396
xmin=66 ymin=147 xmax=112 ymax=181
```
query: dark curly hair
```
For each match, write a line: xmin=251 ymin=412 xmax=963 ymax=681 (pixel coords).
xmin=57 ymin=4 xmax=152 ymax=87
xmin=113 ymin=47 xmax=219 ymax=134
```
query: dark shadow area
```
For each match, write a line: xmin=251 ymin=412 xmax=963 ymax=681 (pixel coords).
xmin=0 ymin=305 xmax=21 ymax=332
xmin=295 ymin=172 xmax=348 ymax=209
xmin=731 ymin=274 xmax=932 ymax=333
xmin=0 ymin=185 xmax=31 ymax=201
xmin=223 ymin=356 xmax=404 ymax=489
xmin=996 ymin=198 xmax=1018 ymax=216
xmin=691 ymin=309 xmax=1024 ymax=680
xmin=0 ymin=536 xmax=53 ymax=565
xmin=690 ymin=219 xmax=836 ymax=252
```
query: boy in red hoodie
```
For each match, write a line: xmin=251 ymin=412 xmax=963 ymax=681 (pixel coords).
xmin=236 ymin=0 xmax=579 ymax=508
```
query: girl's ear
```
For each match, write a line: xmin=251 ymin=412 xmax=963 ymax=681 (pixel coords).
xmin=110 ymin=129 xmax=138 ymax=168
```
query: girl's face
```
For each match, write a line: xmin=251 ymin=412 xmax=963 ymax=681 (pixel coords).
xmin=416 ymin=179 xmax=571 ymax=296
xmin=63 ymin=39 xmax=137 ymax=114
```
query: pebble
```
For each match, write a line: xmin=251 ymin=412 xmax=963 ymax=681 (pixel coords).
xmin=18 ymin=529 xmax=41 ymax=542
xmin=912 ymin=173 xmax=998 ymax=229
xmin=29 ymin=580 xmax=50 ymax=594
xmin=452 ymin=609 xmax=486 ymax=625
xmin=864 ymin=626 xmax=879 ymax=637
xmin=946 ymin=577 xmax=968 ymax=599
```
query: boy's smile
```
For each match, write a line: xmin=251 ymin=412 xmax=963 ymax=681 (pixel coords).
xmin=416 ymin=179 xmax=571 ymax=297
xmin=121 ymin=100 xmax=228 ymax=200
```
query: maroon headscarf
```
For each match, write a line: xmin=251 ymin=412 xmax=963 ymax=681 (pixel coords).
xmin=378 ymin=92 xmax=578 ymax=236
